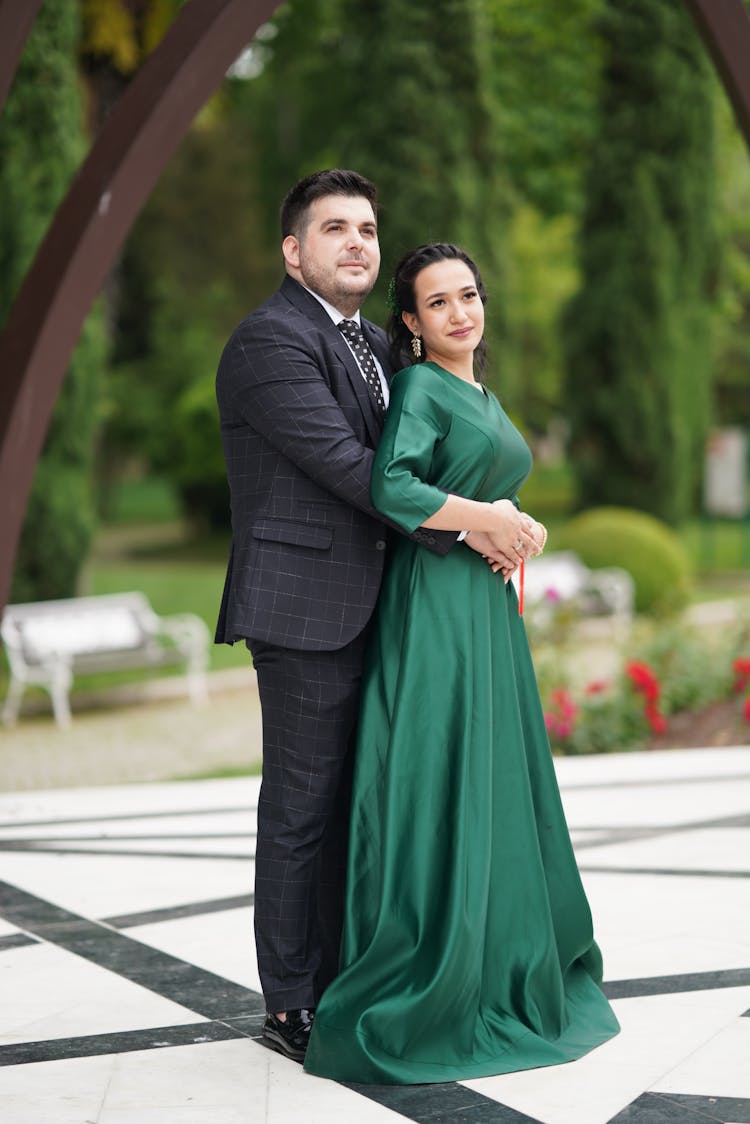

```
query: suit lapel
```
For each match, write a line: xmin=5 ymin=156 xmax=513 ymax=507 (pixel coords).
xmin=281 ymin=277 xmax=384 ymax=444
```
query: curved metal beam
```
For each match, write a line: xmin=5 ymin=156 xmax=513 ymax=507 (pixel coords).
xmin=0 ymin=0 xmax=45 ymax=113
xmin=684 ymin=0 xmax=750 ymax=153
xmin=0 ymin=0 xmax=281 ymax=609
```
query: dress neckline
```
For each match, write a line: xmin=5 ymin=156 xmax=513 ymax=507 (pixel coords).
xmin=424 ymin=360 xmax=486 ymax=395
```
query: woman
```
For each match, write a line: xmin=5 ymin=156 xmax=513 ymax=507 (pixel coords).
xmin=304 ymin=243 xmax=620 ymax=1084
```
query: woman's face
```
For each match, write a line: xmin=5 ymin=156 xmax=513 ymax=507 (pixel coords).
xmin=403 ymin=258 xmax=484 ymax=368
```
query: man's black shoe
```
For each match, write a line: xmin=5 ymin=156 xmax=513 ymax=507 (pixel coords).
xmin=262 ymin=1008 xmax=315 ymax=1063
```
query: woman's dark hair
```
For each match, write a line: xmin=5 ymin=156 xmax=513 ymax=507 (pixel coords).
xmin=387 ymin=243 xmax=488 ymax=380
xmin=280 ymin=169 xmax=378 ymax=239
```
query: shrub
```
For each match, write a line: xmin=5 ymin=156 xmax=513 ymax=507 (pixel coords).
xmin=556 ymin=506 xmax=692 ymax=615
xmin=637 ymin=622 xmax=736 ymax=714
xmin=173 ymin=375 xmax=230 ymax=533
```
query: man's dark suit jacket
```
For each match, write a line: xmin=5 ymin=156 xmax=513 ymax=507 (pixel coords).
xmin=215 ymin=275 xmax=450 ymax=652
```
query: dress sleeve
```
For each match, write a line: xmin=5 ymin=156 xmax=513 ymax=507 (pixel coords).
xmin=370 ymin=369 xmax=450 ymax=534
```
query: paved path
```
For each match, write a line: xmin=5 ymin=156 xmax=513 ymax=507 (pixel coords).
xmin=0 ymin=747 xmax=748 ymax=1123
xmin=0 ymin=669 xmax=263 ymax=791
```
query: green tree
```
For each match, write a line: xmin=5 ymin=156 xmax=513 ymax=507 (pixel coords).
xmin=234 ymin=0 xmax=513 ymax=398
xmin=712 ymin=87 xmax=750 ymax=428
xmin=562 ymin=0 xmax=717 ymax=524
xmin=0 ymin=0 xmax=106 ymax=601
xmin=101 ymin=110 xmax=278 ymax=526
xmin=488 ymin=0 xmax=602 ymax=217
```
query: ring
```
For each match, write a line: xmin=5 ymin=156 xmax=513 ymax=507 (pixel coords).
xmin=516 ymin=539 xmax=523 ymax=551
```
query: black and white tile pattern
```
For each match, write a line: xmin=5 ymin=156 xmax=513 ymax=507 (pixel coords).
xmin=0 ymin=747 xmax=748 ymax=1123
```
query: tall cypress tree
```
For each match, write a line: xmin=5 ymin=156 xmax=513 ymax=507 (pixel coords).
xmin=239 ymin=0 xmax=512 ymax=398
xmin=562 ymin=0 xmax=717 ymax=524
xmin=0 ymin=0 xmax=105 ymax=601
xmin=334 ymin=0 xmax=512 ymax=395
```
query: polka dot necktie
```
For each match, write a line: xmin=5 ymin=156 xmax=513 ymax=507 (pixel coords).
xmin=338 ymin=319 xmax=386 ymax=415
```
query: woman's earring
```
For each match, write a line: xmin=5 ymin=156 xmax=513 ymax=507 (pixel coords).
xmin=411 ymin=334 xmax=422 ymax=359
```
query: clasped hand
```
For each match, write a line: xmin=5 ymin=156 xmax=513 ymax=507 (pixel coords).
xmin=465 ymin=500 xmax=547 ymax=581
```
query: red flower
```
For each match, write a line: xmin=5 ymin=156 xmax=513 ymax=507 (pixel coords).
xmin=732 ymin=657 xmax=750 ymax=694
xmin=625 ymin=660 xmax=666 ymax=735
xmin=544 ymin=687 xmax=578 ymax=740
xmin=625 ymin=660 xmax=660 ymax=703
xmin=585 ymin=679 xmax=610 ymax=696
xmin=645 ymin=701 xmax=667 ymax=735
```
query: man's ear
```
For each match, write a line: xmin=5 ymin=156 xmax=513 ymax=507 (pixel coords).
xmin=282 ymin=235 xmax=300 ymax=271
xmin=402 ymin=311 xmax=419 ymax=336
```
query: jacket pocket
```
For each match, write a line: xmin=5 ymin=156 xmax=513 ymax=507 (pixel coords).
xmin=252 ymin=519 xmax=333 ymax=550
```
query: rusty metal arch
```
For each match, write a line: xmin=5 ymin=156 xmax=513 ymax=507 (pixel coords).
xmin=0 ymin=0 xmax=281 ymax=608
xmin=0 ymin=0 xmax=45 ymax=112
xmin=0 ymin=0 xmax=749 ymax=611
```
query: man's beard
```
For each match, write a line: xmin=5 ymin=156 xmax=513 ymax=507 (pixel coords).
xmin=300 ymin=257 xmax=377 ymax=315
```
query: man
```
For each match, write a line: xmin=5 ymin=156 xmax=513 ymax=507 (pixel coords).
xmin=215 ymin=169 xmax=501 ymax=1062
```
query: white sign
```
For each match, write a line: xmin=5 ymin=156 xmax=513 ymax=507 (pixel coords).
xmin=704 ymin=428 xmax=747 ymax=518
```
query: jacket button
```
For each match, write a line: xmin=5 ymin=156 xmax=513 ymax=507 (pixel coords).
xmin=375 ymin=539 xmax=387 ymax=551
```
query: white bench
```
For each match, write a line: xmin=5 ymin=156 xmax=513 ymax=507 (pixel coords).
xmin=521 ymin=550 xmax=635 ymax=633
xmin=1 ymin=592 xmax=210 ymax=727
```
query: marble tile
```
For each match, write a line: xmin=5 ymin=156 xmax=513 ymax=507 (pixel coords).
xmin=1 ymin=754 xmax=747 ymax=1124
xmin=554 ymin=747 xmax=750 ymax=789
xmin=0 ymin=1052 xmax=115 ymax=1124
xmin=576 ymin=828 xmax=750 ymax=872
xmin=0 ymin=942 xmax=199 ymax=1045
xmin=607 ymin=1091 xmax=750 ymax=1123
xmin=0 ymin=807 xmax=255 ymax=843
xmin=653 ymin=1017 xmax=750 ymax=1098
xmin=0 ymin=777 xmax=261 ymax=825
xmin=462 ymin=990 xmax=750 ymax=1124
xmin=0 ymin=850 xmax=252 ymax=921
xmin=581 ymin=872 xmax=750 ymax=981
xmin=0 ymin=917 xmax=22 ymax=938
xmin=129 ymin=908 xmax=262 ymax=994
xmin=94 ymin=1038 xmax=402 ymax=1123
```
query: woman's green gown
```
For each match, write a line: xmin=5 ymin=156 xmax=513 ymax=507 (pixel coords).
xmin=304 ymin=361 xmax=619 ymax=1085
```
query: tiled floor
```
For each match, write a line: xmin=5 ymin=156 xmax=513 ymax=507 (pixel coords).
xmin=0 ymin=746 xmax=748 ymax=1124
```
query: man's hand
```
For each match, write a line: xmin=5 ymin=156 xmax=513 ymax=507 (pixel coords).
xmin=464 ymin=530 xmax=518 ymax=581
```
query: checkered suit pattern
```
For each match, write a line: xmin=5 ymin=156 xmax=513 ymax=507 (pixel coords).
xmin=215 ymin=276 xmax=456 ymax=1008
xmin=249 ymin=632 xmax=369 ymax=1010
xmin=216 ymin=277 xmax=391 ymax=651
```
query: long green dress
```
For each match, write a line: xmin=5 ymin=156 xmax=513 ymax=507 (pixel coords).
xmin=304 ymin=361 xmax=620 ymax=1085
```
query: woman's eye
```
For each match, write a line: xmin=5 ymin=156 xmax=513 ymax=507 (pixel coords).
xmin=463 ymin=291 xmax=477 ymax=301
xmin=430 ymin=299 xmax=444 ymax=308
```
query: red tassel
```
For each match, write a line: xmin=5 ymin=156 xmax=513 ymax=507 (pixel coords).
xmin=519 ymin=559 xmax=525 ymax=616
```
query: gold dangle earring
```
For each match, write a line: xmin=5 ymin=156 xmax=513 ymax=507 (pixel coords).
xmin=411 ymin=333 xmax=422 ymax=359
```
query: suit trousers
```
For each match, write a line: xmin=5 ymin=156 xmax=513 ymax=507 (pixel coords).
xmin=247 ymin=629 xmax=370 ymax=1012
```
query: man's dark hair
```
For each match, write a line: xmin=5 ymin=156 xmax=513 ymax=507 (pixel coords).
xmin=280 ymin=169 xmax=378 ymax=239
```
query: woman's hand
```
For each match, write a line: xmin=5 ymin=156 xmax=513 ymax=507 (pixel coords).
xmin=518 ymin=512 xmax=548 ymax=557
xmin=486 ymin=499 xmax=537 ymax=566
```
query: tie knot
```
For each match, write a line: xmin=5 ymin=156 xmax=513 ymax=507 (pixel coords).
xmin=338 ymin=318 xmax=358 ymax=335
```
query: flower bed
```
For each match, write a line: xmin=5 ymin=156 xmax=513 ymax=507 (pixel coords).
xmin=536 ymin=618 xmax=750 ymax=754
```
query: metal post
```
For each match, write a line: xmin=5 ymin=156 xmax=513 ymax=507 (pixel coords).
xmin=0 ymin=0 xmax=44 ymax=113
xmin=683 ymin=0 xmax=750 ymax=153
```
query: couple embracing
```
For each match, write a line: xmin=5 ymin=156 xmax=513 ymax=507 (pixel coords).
xmin=215 ymin=169 xmax=619 ymax=1084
